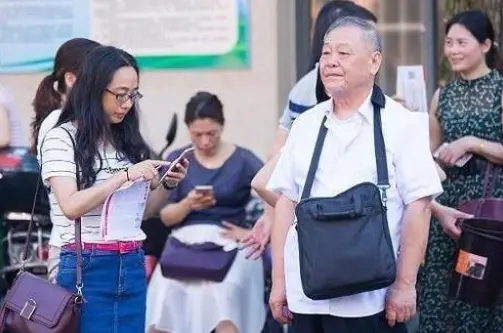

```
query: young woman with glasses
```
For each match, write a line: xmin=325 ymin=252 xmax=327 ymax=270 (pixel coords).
xmin=39 ymin=45 xmax=187 ymax=333
xmin=32 ymin=37 xmax=102 ymax=282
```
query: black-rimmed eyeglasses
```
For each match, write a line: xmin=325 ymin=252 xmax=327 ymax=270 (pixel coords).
xmin=105 ymin=89 xmax=143 ymax=105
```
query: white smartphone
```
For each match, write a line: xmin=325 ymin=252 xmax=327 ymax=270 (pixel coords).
xmin=194 ymin=185 xmax=214 ymax=197
xmin=433 ymin=142 xmax=472 ymax=168
xmin=454 ymin=154 xmax=473 ymax=167
xmin=158 ymin=147 xmax=194 ymax=184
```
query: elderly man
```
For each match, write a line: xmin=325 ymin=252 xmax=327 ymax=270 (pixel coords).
xmin=266 ymin=17 xmax=442 ymax=333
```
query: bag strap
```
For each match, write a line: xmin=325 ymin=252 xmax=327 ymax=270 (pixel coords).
xmin=300 ymin=119 xmax=328 ymax=200
xmin=482 ymin=163 xmax=501 ymax=198
xmin=300 ymin=85 xmax=390 ymax=206
xmin=21 ymin=170 xmax=43 ymax=266
xmin=0 ymin=297 xmax=7 ymax=329
xmin=26 ymin=127 xmax=83 ymax=295
xmin=372 ymin=86 xmax=390 ymax=204
xmin=58 ymin=127 xmax=83 ymax=294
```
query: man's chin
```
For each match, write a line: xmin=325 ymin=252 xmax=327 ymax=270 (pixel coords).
xmin=325 ymin=84 xmax=347 ymax=94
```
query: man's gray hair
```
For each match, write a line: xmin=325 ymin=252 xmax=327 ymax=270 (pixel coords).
xmin=324 ymin=16 xmax=382 ymax=53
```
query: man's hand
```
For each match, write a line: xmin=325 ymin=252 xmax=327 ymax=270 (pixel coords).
xmin=269 ymin=280 xmax=293 ymax=325
xmin=388 ymin=198 xmax=431 ymax=326
xmin=385 ymin=284 xmax=416 ymax=326
xmin=269 ymin=195 xmax=296 ymax=325
xmin=241 ymin=214 xmax=272 ymax=259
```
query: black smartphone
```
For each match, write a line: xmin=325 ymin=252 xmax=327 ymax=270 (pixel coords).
xmin=158 ymin=147 xmax=194 ymax=183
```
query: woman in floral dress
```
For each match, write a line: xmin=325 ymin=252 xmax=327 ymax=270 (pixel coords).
xmin=419 ymin=10 xmax=503 ymax=333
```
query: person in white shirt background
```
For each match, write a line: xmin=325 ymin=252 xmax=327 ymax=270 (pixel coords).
xmin=266 ymin=16 xmax=443 ymax=333
xmin=32 ymin=38 xmax=102 ymax=152
xmin=31 ymin=37 xmax=101 ymax=282
xmin=39 ymin=45 xmax=187 ymax=333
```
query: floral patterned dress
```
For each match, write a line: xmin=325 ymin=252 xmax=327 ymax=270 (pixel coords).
xmin=418 ymin=69 xmax=503 ymax=333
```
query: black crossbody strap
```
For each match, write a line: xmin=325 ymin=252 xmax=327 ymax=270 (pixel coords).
xmin=301 ymin=118 xmax=328 ymax=200
xmin=300 ymin=85 xmax=389 ymax=203
xmin=373 ymin=105 xmax=388 ymax=186
xmin=372 ymin=86 xmax=390 ymax=207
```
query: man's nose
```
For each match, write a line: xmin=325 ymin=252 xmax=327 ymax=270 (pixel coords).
xmin=325 ymin=55 xmax=340 ymax=68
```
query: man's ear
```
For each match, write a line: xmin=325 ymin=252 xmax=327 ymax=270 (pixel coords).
xmin=370 ymin=51 xmax=382 ymax=76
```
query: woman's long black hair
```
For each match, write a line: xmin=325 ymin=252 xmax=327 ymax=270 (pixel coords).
xmin=58 ymin=46 xmax=150 ymax=188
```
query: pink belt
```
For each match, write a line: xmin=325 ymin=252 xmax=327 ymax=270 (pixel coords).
xmin=63 ymin=241 xmax=142 ymax=253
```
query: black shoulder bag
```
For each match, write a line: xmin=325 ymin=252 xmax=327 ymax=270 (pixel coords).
xmin=295 ymin=85 xmax=396 ymax=300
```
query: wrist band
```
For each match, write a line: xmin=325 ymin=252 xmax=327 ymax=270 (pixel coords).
xmin=163 ymin=181 xmax=177 ymax=190
xmin=125 ymin=168 xmax=130 ymax=181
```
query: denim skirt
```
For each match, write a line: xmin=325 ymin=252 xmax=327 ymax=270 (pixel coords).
xmin=57 ymin=247 xmax=146 ymax=333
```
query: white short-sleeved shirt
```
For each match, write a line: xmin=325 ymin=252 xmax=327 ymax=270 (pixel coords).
xmin=37 ymin=109 xmax=62 ymax=247
xmin=37 ymin=109 xmax=62 ymax=155
xmin=278 ymin=64 xmax=320 ymax=131
xmin=267 ymin=90 xmax=443 ymax=318
xmin=39 ymin=122 xmax=148 ymax=247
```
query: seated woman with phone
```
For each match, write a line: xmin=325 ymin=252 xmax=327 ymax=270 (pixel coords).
xmin=146 ymin=92 xmax=266 ymax=333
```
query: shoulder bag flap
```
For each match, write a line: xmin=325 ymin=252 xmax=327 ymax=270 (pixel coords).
xmin=4 ymin=272 xmax=74 ymax=328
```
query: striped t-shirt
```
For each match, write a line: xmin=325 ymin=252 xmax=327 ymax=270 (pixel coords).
xmin=0 ymin=84 xmax=26 ymax=147
xmin=39 ymin=122 xmax=147 ymax=247
xmin=278 ymin=64 xmax=320 ymax=131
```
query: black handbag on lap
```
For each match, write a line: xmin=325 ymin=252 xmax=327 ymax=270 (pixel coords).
xmin=295 ymin=85 xmax=396 ymax=300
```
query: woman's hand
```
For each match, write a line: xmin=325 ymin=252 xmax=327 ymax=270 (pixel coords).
xmin=220 ymin=221 xmax=251 ymax=242
xmin=436 ymin=137 xmax=475 ymax=167
xmin=435 ymin=204 xmax=473 ymax=239
xmin=127 ymin=160 xmax=167 ymax=181
xmin=241 ymin=214 xmax=272 ymax=259
xmin=185 ymin=188 xmax=216 ymax=211
xmin=162 ymin=158 xmax=189 ymax=189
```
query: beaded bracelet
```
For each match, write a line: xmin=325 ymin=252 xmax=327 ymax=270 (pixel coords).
xmin=162 ymin=181 xmax=177 ymax=190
